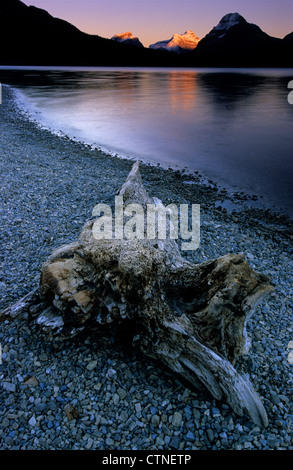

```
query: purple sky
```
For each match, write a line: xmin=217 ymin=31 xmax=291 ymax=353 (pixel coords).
xmin=22 ymin=0 xmax=293 ymax=46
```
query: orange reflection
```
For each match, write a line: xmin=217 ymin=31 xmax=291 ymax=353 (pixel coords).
xmin=167 ymin=71 xmax=198 ymax=111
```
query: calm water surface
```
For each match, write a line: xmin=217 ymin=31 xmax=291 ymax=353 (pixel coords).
xmin=1 ymin=66 xmax=293 ymax=217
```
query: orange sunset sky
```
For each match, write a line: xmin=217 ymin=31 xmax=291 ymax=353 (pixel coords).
xmin=22 ymin=0 xmax=293 ymax=47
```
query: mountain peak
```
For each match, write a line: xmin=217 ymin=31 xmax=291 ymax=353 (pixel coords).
xmin=203 ymin=12 xmax=248 ymax=40
xmin=215 ymin=13 xmax=246 ymax=30
xmin=149 ymin=30 xmax=200 ymax=53
xmin=111 ymin=32 xmax=144 ymax=47
xmin=112 ymin=31 xmax=135 ymax=40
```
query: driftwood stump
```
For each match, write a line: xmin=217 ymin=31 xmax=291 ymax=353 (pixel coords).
xmin=1 ymin=162 xmax=274 ymax=427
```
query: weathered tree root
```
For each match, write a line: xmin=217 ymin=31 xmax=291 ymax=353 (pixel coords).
xmin=1 ymin=162 xmax=274 ymax=427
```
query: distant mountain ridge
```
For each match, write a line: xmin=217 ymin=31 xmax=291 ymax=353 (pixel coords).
xmin=0 ymin=1 xmax=292 ymax=67
xmin=0 ymin=0 xmax=184 ymax=66
xmin=149 ymin=31 xmax=200 ymax=53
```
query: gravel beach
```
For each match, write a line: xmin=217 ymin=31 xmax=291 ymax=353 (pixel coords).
xmin=0 ymin=85 xmax=292 ymax=451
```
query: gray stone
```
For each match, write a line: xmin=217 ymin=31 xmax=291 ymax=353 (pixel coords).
xmin=86 ymin=360 xmax=97 ymax=371
xmin=172 ymin=412 xmax=183 ymax=427
xmin=117 ymin=388 xmax=127 ymax=400
xmin=113 ymin=394 xmax=120 ymax=405
xmin=206 ymin=428 xmax=214 ymax=442
xmin=2 ymin=418 xmax=10 ymax=428
xmin=151 ymin=414 xmax=160 ymax=426
xmin=2 ymin=382 xmax=16 ymax=393
xmin=170 ymin=435 xmax=181 ymax=448
xmin=106 ymin=368 xmax=117 ymax=379
xmin=29 ymin=416 xmax=37 ymax=427
xmin=135 ymin=403 xmax=142 ymax=413
xmin=105 ymin=437 xmax=115 ymax=447
xmin=186 ymin=430 xmax=195 ymax=441
xmin=267 ymin=436 xmax=279 ymax=447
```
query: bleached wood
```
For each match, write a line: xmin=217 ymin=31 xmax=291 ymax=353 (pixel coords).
xmin=1 ymin=162 xmax=273 ymax=427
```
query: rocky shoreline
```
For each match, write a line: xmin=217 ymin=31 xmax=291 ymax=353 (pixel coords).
xmin=0 ymin=85 xmax=292 ymax=451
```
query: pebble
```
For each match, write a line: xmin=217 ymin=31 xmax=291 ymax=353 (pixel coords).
xmin=171 ymin=412 xmax=183 ymax=427
xmin=24 ymin=377 xmax=39 ymax=388
xmin=170 ymin=435 xmax=181 ymax=448
xmin=113 ymin=394 xmax=120 ymax=405
xmin=28 ymin=416 xmax=37 ymax=427
xmin=150 ymin=414 xmax=160 ymax=426
xmin=105 ymin=437 xmax=115 ymax=447
xmin=117 ymin=388 xmax=127 ymax=400
xmin=206 ymin=429 xmax=214 ymax=442
xmin=106 ymin=369 xmax=117 ymax=379
xmin=86 ymin=360 xmax=97 ymax=371
xmin=2 ymin=382 xmax=16 ymax=393
xmin=186 ymin=431 xmax=195 ymax=441
xmin=0 ymin=86 xmax=292 ymax=451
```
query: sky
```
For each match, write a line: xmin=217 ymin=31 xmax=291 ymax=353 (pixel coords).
xmin=22 ymin=0 xmax=293 ymax=47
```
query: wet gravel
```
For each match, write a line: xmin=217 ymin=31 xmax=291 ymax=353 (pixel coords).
xmin=0 ymin=85 xmax=292 ymax=450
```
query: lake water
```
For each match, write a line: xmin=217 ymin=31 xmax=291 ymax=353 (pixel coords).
xmin=1 ymin=66 xmax=293 ymax=217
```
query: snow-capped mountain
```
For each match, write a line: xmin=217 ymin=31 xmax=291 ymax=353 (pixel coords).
xmin=198 ymin=12 xmax=274 ymax=44
xmin=149 ymin=31 xmax=200 ymax=53
xmin=111 ymin=32 xmax=144 ymax=48
xmin=193 ymin=12 xmax=284 ymax=66
xmin=209 ymin=12 xmax=247 ymax=37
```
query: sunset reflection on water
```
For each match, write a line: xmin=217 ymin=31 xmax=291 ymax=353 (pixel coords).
xmin=2 ymin=66 xmax=293 ymax=216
